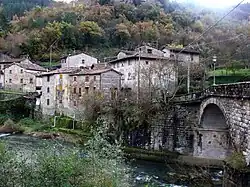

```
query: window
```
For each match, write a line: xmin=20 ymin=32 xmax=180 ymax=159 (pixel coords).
xmin=9 ymin=70 xmax=12 ymax=74
xmin=128 ymin=60 xmax=131 ymax=66
xmin=145 ymin=61 xmax=149 ymax=65
xmin=147 ymin=49 xmax=152 ymax=54
xmin=20 ymin=69 xmax=23 ymax=73
xmin=47 ymin=76 xmax=50 ymax=82
xmin=61 ymin=59 xmax=66 ymax=63
xmin=73 ymin=76 xmax=77 ymax=81
xmin=82 ymin=59 xmax=85 ymax=64
xmin=47 ymin=87 xmax=50 ymax=93
xmin=30 ymin=78 xmax=33 ymax=84
xmin=94 ymin=76 xmax=96 ymax=81
xmin=47 ymin=99 xmax=50 ymax=106
xmin=191 ymin=54 xmax=194 ymax=61
xmin=73 ymin=87 xmax=77 ymax=94
xmin=79 ymin=88 xmax=82 ymax=96
xmin=59 ymin=100 xmax=62 ymax=104
xmin=85 ymin=87 xmax=89 ymax=94
xmin=85 ymin=76 xmax=89 ymax=82
xmin=9 ymin=79 xmax=12 ymax=83
xmin=127 ymin=73 xmax=131 ymax=80
xmin=74 ymin=100 xmax=77 ymax=106
xmin=122 ymin=63 xmax=124 ymax=67
xmin=20 ymin=79 xmax=23 ymax=83
xmin=93 ymin=87 xmax=96 ymax=92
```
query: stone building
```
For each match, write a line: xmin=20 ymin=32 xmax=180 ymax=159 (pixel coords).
xmin=0 ymin=54 xmax=24 ymax=88
xmin=109 ymin=45 xmax=176 ymax=95
xmin=0 ymin=54 xmax=23 ymax=70
xmin=162 ymin=47 xmax=200 ymax=65
xmin=38 ymin=65 xmax=121 ymax=117
xmin=4 ymin=59 xmax=47 ymax=92
xmin=60 ymin=53 xmax=98 ymax=69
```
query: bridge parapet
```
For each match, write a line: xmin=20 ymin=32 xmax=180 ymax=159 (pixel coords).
xmin=173 ymin=82 xmax=250 ymax=103
xmin=207 ymin=82 xmax=250 ymax=98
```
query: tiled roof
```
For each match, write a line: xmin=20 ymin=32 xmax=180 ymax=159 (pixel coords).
xmin=164 ymin=47 xmax=200 ymax=54
xmin=70 ymin=67 xmax=121 ymax=76
xmin=0 ymin=58 xmax=24 ymax=64
xmin=17 ymin=61 xmax=47 ymax=72
xmin=120 ymin=50 xmax=136 ymax=55
xmin=108 ymin=53 xmax=172 ymax=64
xmin=38 ymin=67 xmax=81 ymax=76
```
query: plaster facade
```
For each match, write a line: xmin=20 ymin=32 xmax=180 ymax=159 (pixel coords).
xmin=61 ymin=53 xmax=98 ymax=68
xmin=39 ymin=67 xmax=121 ymax=118
xmin=109 ymin=55 xmax=176 ymax=94
xmin=4 ymin=60 xmax=46 ymax=92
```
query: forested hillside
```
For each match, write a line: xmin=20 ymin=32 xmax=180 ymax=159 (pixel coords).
xmin=0 ymin=0 xmax=249 ymax=67
xmin=0 ymin=0 xmax=52 ymax=19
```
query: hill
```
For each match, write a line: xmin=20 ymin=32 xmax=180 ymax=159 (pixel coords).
xmin=0 ymin=0 xmax=249 ymax=68
xmin=0 ymin=0 xmax=53 ymax=19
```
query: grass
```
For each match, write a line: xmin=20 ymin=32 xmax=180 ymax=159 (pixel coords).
xmin=208 ymin=68 xmax=250 ymax=77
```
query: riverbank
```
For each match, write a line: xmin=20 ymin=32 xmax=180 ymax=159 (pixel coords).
xmin=124 ymin=147 xmax=224 ymax=169
xmin=0 ymin=117 xmax=225 ymax=170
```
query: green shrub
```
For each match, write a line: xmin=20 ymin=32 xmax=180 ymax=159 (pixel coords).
xmin=18 ymin=118 xmax=51 ymax=132
xmin=0 ymin=114 xmax=11 ymax=125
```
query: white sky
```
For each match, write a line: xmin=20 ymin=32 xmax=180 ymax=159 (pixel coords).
xmin=56 ymin=0 xmax=250 ymax=8
xmin=185 ymin=0 xmax=249 ymax=8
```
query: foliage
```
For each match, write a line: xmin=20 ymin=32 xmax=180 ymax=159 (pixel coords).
xmin=0 ymin=1 xmax=250 ymax=70
xmin=0 ymin=121 xmax=132 ymax=186
xmin=226 ymin=152 xmax=247 ymax=171
xmin=1 ymin=0 xmax=52 ymax=19
xmin=18 ymin=118 xmax=50 ymax=132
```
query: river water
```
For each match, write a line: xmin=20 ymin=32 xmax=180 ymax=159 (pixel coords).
xmin=0 ymin=134 xmax=222 ymax=187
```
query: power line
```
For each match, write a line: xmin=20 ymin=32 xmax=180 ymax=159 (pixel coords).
xmin=190 ymin=34 xmax=244 ymax=47
xmin=176 ymin=0 xmax=245 ymax=56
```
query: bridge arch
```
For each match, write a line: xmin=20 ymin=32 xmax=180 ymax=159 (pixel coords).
xmin=199 ymin=98 xmax=229 ymax=128
xmin=194 ymin=98 xmax=231 ymax=159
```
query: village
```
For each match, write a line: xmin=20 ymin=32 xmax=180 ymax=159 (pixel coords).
xmin=0 ymin=45 xmax=200 ymax=119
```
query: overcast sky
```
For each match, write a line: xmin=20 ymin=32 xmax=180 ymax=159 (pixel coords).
xmin=184 ymin=0 xmax=249 ymax=8
xmin=57 ymin=0 xmax=249 ymax=8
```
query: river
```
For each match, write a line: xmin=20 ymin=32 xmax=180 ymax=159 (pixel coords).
xmin=0 ymin=134 xmax=222 ymax=187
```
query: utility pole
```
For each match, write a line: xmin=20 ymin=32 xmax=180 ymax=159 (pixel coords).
xmin=213 ymin=55 xmax=217 ymax=86
xmin=187 ymin=58 xmax=190 ymax=94
xmin=137 ymin=48 xmax=141 ymax=102
xmin=49 ymin=47 xmax=52 ymax=68
xmin=49 ymin=39 xmax=60 ymax=68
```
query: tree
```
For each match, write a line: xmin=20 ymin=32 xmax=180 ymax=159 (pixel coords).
xmin=115 ymin=23 xmax=131 ymax=47
xmin=78 ymin=21 xmax=103 ymax=46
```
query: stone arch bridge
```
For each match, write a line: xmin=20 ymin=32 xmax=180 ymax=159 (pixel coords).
xmin=162 ymin=82 xmax=250 ymax=163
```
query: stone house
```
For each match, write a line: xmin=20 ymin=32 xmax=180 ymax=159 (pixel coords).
xmin=162 ymin=47 xmax=200 ymax=65
xmin=0 ymin=54 xmax=23 ymax=70
xmin=38 ymin=65 xmax=121 ymax=117
xmin=60 ymin=53 xmax=98 ymax=68
xmin=37 ymin=67 xmax=80 ymax=116
xmin=109 ymin=46 xmax=177 ymax=95
xmin=0 ymin=55 xmax=24 ymax=88
xmin=4 ymin=59 xmax=47 ymax=92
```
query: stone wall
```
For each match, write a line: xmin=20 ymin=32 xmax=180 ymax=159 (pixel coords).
xmin=195 ymin=96 xmax=250 ymax=162
xmin=131 ymin=103 xmax=200 ymax=155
